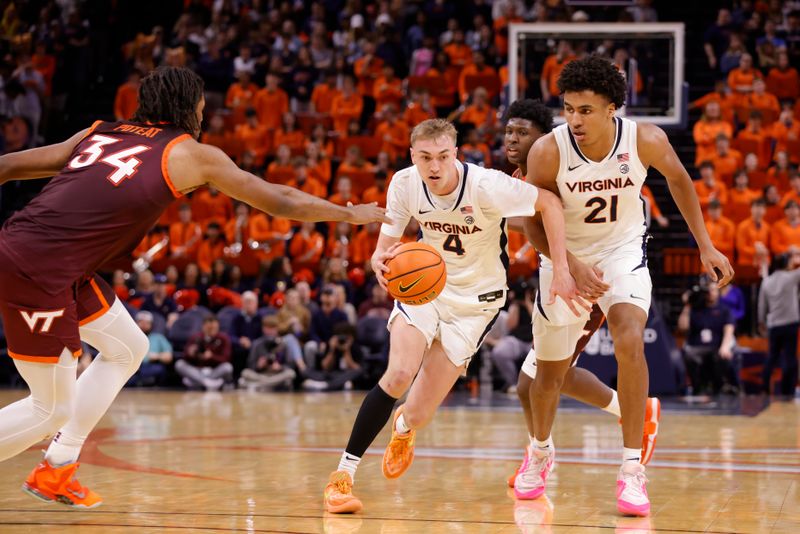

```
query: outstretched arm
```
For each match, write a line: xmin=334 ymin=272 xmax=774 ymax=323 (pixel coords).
xmin=638 ymin=123 xmax=734 ymax=286
xmin=173 ymin=142 xmax=389 ymax=225
xmin=0 ymin=127 xmax=89 ymax=184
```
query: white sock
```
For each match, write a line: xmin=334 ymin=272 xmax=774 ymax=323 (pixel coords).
xmin=395 ymin=413 xmax=411 ymax=435
xmin=533 ymin=437 xmax=553 ymax=457
xmin=45 ymin=432 xmax=82 ymax=466
xmin=530 ymin=434 xmax=554 ymax=450
xmin=528 ymin=434 xmax=537 ymax=448
xmin=337 ymin=451 xmax=361 ymax=481
xmin=603 ymin=390 xmax=621 ymax=417
xmin=623 ymin=447 xmax=641 ymax=464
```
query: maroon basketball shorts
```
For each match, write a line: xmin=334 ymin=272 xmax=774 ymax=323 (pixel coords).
xmin=0 ymin=261 xmax=115 ymax=364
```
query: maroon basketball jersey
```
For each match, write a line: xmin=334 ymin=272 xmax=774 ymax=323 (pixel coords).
xmin=1 ymin=120 xmax=191 ymax=295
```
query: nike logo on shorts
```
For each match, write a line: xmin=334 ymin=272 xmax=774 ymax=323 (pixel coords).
xmin=629 ymin=294 xmax=646 ymax=300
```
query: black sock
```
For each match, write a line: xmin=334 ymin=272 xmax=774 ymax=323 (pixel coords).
xmin=345 ymin=384 xmax=398 ymax=458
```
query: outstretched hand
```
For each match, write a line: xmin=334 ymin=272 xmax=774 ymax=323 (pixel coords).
xmin=346 ymin=201 xmax=392 ymax=225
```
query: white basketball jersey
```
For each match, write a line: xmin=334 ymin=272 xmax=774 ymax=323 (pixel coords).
xmin=382 ymin=161 xmax=539 ymax=309
xmin=549 ymin=116 xmax=648 ymax=265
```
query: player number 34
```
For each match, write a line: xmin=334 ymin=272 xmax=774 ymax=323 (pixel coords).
xmin=68 ymin=134 xmax=151 ymax=186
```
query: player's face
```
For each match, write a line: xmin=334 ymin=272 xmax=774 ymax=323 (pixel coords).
xmin=504 ymin=118 xmax=542 ymax=167
xmin=411 ymin=135 xmax=459 ymax=195
xmin=563 ymin=91 xmax=616 ymax=147
xmin=194 ymin=96 xmax=206 ymax=139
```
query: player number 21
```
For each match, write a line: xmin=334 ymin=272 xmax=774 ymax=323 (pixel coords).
xmin=584 ymin=195 xmax=619 ymax=224
xmin=68 ymin=134 xmax=151 ymax=186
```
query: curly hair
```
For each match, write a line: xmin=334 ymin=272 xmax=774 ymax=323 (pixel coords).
xmin=504 ymin=99 xmax=554 ymax=134
xmin=556 ymin=55 xmax=627 ymax=109
xmin=132 ymin=67 xmax=204 ymax=137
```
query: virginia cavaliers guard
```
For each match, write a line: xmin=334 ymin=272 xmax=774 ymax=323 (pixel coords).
xmin=322 ymin=118 xmax=585 ymax=514
xmin=520 ymin=55 xmax=733 ymax=516
xmin=0 ymin=66 xmax=386 ymax=508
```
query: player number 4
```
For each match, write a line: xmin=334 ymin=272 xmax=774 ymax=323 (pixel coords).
xmin=68 ymin=134 xmax=151 ymax=186
xmin=443 ymin=234 xmax=465 ymax=255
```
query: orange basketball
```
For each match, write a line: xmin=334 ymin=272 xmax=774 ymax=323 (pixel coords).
xmin=385 ymin=242 xmax=447 ymax=305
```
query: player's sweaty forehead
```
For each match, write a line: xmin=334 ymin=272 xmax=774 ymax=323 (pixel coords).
xmin=563 ymin=90 xmax=610 ymax=110
xmin=412 ymin=135 xmax=456 ymax=154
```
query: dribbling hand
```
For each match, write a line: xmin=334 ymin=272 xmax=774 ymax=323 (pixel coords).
xmin=371 ymin=242 xmax=403 ymax=291
xmin=346 ymin=201 xmax=392 ymax=225
xmin=548 ymin=271 xmax=592 ymax=317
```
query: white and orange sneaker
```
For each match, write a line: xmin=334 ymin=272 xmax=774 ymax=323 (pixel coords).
xmin=513 ymin=446 xmax=554 ymax=500
xmin=616 ymin=462 xmax=650 ymax=516
xmin=641 ymin=397 xmax=660 ymax=465
xmin=507 ymin=448 xmax=528 ymax=487
xmin=323 ymin=471 xmax=363 ymax=514
xmin=22 ymin=459 xmax=102 ymax=508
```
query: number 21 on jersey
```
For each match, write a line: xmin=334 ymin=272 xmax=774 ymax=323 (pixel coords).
xmin=69 ymin=134 xmax=151 ymax=186
xmin=584 ymin=195 xmax=619 ymax=224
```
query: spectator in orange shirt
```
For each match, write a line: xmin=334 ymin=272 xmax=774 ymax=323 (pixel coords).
xmin=770 ymin=200 xmax=800 ymax=255
xmin=710 ymin=133 xmax=743 ymax=184
xmin=307 ymin=122 xmax=335 ymax=159
xmin=305 ymin=142 xmax=332 ymax=186
xmin=329 ymin=175 xmax=360 ymax=207
xmin=374 ymin=151 xmax=395 ymax=182
xmin=266 ymin=144 xmax=295 ymax=185
xmin=458 ymin=50 xmax=498 ymax=102
xmin=735 ymin=110 xmax=770 ymax=168
xmin=694 ymin=100 xmax=734 ymax=165
xmin=254 ymin=213 xmax=292 ymax=262
xmin=234 ymin=109 xmax=270 ymax=166
xmin=706 ymin=199 xmax=737 ymax=263
xmin=768 ymin=107 xmax=800 ymax=158
xmin=766 ymin=50 xmax=800 ymax=102
xmin=191 ymin=185 xmax=234 ymax=230
xmin=540 ymin=40 xmax=575 ymax=106
xmin=641 ymin=184 xmax=669 ymax=228
xmin=443 ymin=29 xmax=472 ymax=73
xmin=201 ymin=114 xmax=233 ymax=154
xmin=736 ymin=198 xmax=771 ymax=267
xmin=289 ymin=221 xmax=324 ymax=273
xmin=285 ymin=157 xmax=326 ymax=198
xmin=31 ymin=41 xmax=55 ymax=97
xmin=114 ymin=70 xmax=141 ymax=121
xmin=326 ymin=221 xmax=353 ymax=262
xmin=727 ymin=53 xmax=763 ymax=105
xmin=311 ymin=70 xmax=340 ymax=114
xmin=460 ymin=127 xmax=492 ymax=167
xmin=197 ymin=222 xmax=226 ymax=275
xmin=254 ymin=71 xmax=289 ymax=130
xmin=274 ymin=112 xmax=305 ymax=153
xmin=170 ymin=204 xmax=203 ymax=262
xmin=690 ymin=79 xmax=736 ymax=124
xmin=351 ymin=222 xmax=381 ymax=268
xmin=457 ymin=87 xmax=498 ymax=136
xmin=225 ymin=70 xmax=258 ymax=121
xmin=362 ymin=171 xmax=389 ymax=207
xmin=374 ymin=104 xmax=410 ymax=163
xmin=767 ymin=150 xmax=792 ymax=190
xmin=747 ymin=78 xmax=780 ymax=121
xmin=336 ymin=145 xmax=375 ymax=188
xmin=353 ymin=40 xmax=383 ymax=99
xmin=727 ymin=169 xmax=761 ymax=223
xmin=404 ymin=88 xmax=435 ymax=128
xmin=426 ymin=51 xmax=459 ymax=112
xmin=764 ymin=184 xmax=784 ymax=224
xmin=331 ymin=75 xmax=363 ymax=134
xmin=781 ymin=171 xmax=800 ymax=207
xmin=373 ymin=64 xmax=404 ymax=111
xmin=694 ymin=161 xmax=729 ymax=212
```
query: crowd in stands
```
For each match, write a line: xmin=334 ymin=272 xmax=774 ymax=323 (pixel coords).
xmin=1 ymin=0 xmax=799 ymax=396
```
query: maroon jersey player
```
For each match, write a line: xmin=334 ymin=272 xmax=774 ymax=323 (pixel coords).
xmin=0 ymin=67 xmax=386 ymax=508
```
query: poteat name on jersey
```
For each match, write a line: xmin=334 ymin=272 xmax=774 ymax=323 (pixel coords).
xmin=421 ymin=221 xmax=483 ymax=234
xmin=565 ymin=176 xmax=636 ymax=193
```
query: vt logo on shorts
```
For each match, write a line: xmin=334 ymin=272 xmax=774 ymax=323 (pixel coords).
xmin=19 ymin=309 xmax=64 ymax=333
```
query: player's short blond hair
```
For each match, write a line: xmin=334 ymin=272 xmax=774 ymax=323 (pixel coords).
xmin=410 ymin=119 xmax=457 ymax=147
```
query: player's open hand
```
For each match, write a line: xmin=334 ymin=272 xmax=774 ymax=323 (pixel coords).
xmin=700 ymin=246 xmax=734 ymax=287
xmin=346 ymin=201 xmax=392 ymax=225
xmin=548 ymin=271 xmax=592 ymax=317
xmin=570 ymin=259 xmax=610 ymax=301
xmin=371 ymin=242 xmax=403 ymax=290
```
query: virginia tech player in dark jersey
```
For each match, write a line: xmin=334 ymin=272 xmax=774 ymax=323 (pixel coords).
xmin=500 ymin=100 xmax=658 ymax=496
xmin=0 ymin=67 xmax=387 ymax=509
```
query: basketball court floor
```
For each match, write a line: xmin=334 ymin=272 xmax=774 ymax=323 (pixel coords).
xmin=0 ymin=388 xmax=797 ymax=533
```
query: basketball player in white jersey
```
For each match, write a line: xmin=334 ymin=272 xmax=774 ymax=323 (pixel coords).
xmin=323 ymin=118 xmax=586 ymax=514
xmin=502 ymin=99 xmax=661 ymax=495
xmin=519 ymin=56 xmax=733 ymax=516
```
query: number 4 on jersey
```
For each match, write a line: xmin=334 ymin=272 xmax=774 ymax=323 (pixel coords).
xmin=443 ymin=234 xmax=465 ymax=255
xmin=69 ymin=134 xmax=151 ymax=186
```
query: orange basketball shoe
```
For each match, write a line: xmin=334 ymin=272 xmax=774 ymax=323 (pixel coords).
xmin=323 ymin=471 xmax=363 ymax=514
xmin=641 ymin=397 xmax=660 ymax=465
xmin=382 ymin=405 xmax=415 ymax=479
xmin=22 ymin=459 xmax=103 ymax=508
